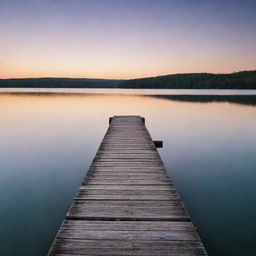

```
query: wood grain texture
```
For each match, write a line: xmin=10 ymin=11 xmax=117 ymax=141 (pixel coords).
xmin=48 ymin=116 xmax=207 ymax=256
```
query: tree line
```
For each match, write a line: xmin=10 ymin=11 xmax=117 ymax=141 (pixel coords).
xmin=118 ymin=71 xmax=256 ymax=89
xmin=0 ymin=78 xmax=120 ymax=88
xmin=1 ymin=71 xmax=256 ymax=89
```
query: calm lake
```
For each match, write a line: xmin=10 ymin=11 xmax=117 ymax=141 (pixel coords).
xmin=1 ymin=89 xmax=256 ymax=256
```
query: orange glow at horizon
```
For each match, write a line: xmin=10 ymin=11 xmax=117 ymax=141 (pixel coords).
xmin=1 ymin=59 xmax=255 ymax=80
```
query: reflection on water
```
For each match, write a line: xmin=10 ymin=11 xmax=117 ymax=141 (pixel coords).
xmin=1 ymin=88 xmax=256 ymax=95
xmin=151 ymin=94 xmax=256 ymax=106
xmin=0 ymin=91 xmax=256 ymax=256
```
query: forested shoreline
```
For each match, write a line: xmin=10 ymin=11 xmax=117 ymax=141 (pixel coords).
xmin=1 ymin=70 xmax=256 ymax=89
xmin=118 ymin=71 xmax=256 ymax=89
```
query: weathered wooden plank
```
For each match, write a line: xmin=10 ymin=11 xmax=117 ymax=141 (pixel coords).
xmin=87 ymin=174 xmax=169 ymax=179
xmin=91 ymin=162 xmax=164 ymax=167
xmin=94 ymin=158 xmax=162 ymax=162
xmin=100 ymin=141 xmax=154 ymax=144
xmin=51 ymin=241 xmax=204 ymax=255
xmin=88 ymin=172 xmax=167 ymax=175
xmin=57 ymin=229 xmax=200 ymax=241
xmin=61 ymin=220 xmax=195 ymax=230
xmin=81 ymin=185 xmax=173 ymax=190
xmin=50 ymin=249 xmax=207 ymax=256
xmin=48 ymin=116 xmax=207 ymax=256
xmin=70 ymin=201 xmax=184 ymax=208
xmin=88 ymin=169 xmax=168 ymax=176
xmin=95 ymin=153 xmax=159 ymax=156
xmin=67 ymin=209 xmax=189 ymax=221
xmin=75 ymin=194 xmax=180 ymax=201
xmin=104 ymin=137 xmax=151 ymax=139
xmin=86 ymin=175 xmax=170 ymax=179
xmin=50 ymin=248 xmax=207 ymax=256
xmin=49 ymin=238 xmax=207 ymax=256
xmin=99 ymin=147 xmax=156 ymax=150
xmin=77 ymin=189 xmax=177 ymax=195
xmin=87 ymin=172 xmax=169 ymax=176
xmin=97 ymin=151 xmax=160 ymax=155
xmin=96 ymin=153 xmax=159 ymax=157
xmin=83 ymin=179 xmax=173 ymax=185
xmin=89 ymin=166 xmax=166 ymax=170
xmin=66 ymin=200 xmax=189 ymax=220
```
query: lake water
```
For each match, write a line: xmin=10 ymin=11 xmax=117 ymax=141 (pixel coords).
xmin=1 ymin=89 xmax=256 ymax=256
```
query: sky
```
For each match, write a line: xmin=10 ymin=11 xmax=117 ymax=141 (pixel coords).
xmin=0 ymin=0 xmax=256 ymax=79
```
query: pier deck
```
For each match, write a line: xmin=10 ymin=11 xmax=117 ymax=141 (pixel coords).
xmin=48 ymin=115 xmax=207 ymax=256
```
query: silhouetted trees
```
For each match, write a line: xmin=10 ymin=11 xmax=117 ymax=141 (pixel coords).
xmin=1 ymin=71 xmax=256 ymax=89
xmin=118 ymin=71 xmax=256 ymax=89
xmin=0 ymin=78 xmax=121 ymax=88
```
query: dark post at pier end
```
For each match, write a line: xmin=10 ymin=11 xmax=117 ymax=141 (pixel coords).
xmin=154 ymin=140 xmax=163 ymax=148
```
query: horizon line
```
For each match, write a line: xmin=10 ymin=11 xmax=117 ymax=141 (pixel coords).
xmin=0 ymin=69 xmax=255 ymax=80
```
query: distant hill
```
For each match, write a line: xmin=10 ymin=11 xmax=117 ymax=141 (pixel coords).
xmin=118 ymin=70 xmax=256 ymax=89
xmin=0 ymin=78 xmax=121 ymax=88
xmin=1 ymin=70 xmax=256 ymax=89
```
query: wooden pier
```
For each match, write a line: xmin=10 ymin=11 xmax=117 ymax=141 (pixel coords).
xmin=48 ymin=116 xmax=207 ymax=256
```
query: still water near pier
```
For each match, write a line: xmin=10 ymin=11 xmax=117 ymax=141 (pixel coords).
xmin=0 ymin=89 xmax=256 ymax=256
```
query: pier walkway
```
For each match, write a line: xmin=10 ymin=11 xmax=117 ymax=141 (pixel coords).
xmin=48 ymin=115 xmax=207 ymax=256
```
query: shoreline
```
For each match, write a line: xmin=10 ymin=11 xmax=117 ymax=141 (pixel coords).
xmin=1 ymin=88 xmax=256 ymax=96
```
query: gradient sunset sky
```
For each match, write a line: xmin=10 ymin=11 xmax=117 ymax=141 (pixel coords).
xmin=0 ymin=0 xmax=256 ymax=79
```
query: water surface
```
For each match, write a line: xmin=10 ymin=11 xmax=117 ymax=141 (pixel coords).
xmin=0 ymin=90 xmax=256 ymax=256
